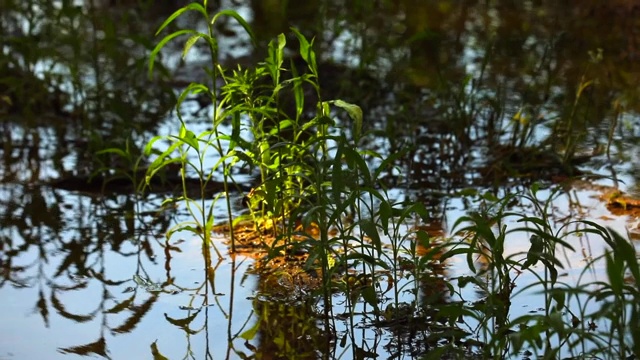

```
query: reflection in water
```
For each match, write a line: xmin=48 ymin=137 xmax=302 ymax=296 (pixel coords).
xmin=1 ymin=0 xmax=640 ymax=359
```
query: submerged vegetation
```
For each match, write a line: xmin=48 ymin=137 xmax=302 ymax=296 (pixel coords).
xmin=2 ymin=0 xmax=640 ymax=359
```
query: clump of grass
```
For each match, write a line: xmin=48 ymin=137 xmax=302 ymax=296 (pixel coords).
xmin=144 ymin=2 xmax=640 ymax=359
xmin=438 ymin=184 xmax=640 ymax=359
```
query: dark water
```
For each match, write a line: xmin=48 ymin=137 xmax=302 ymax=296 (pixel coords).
xmin=1 ymin=1 xmax=640 ymax=359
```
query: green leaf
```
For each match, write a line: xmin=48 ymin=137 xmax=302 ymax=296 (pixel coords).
xmin=522 ymin=235 xmax=543 ymax=269
xmin=96 ymin=147 xmax=129 ymax=160
xmin=149 ymin=29 xmax=196 ymax=78
xmin=379 ymin=201 xmax=392 ymax=236
xmin=183 ymin=34 xmax=204 ymax=59
xmin=551 ymin=291 xmax=565 ymax=311
xmin=359 ymin=219 xmax=381 ymax=254
xmin=361 ymin=285 xmax=379 ymax=311
xmin=333 ymin=100 xmax=363 ymax=141
xmin=144 ymin=135 xmax=166 ymax=156
xmin=178 ymin=128 xmax=199 ymax=152
xmin=605 ymin=251 xmax=623 ymax=296
xmin=610 ymin=229 xmax=640 ymax=285
xmin=457 ymin=188 xmax=479 ymax=197
xmin=291 ymin=27 xmax=311 ymax=63
xmin=291 ymin=67 xmax=304 ymax=117
xmin=482 ymin=191 xmax=499 ymax=202
xmin=146 ymin=155 xmax=182 ymax=186
xmin=372 ymin=150 xmax=403 ymax=180
xmin=156 ymin=3 xmax=207 ymax=36
xmin=342 ymin=146 xmax=372 ymax=185
xmin=212 ymin=10 xmax=256 ymax=46
xmin=399 ymin=202 xmax=429 ymax=224
xmin=331 ymin=145 xmax=345 ymax=202
xmin=530 ymin=182 xmax=541 ymax=194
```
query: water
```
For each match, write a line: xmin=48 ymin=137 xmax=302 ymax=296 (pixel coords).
xmin=2 ymin=1 xmax=640 ymax=359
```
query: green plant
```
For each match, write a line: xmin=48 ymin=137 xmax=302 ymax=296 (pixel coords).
xmin=141 ymin=2 xmax=640 ymax=359
xmin=437 ymin=183 xmax=640 ymax=359
xmin=146 ymin=2 xmax=256 ymax=259
xmin=570 ymin=222 xmax=640 ymax=358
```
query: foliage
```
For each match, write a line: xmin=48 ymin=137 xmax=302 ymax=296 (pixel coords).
xmin=0 ymin=0 xmax=174 ymax=180
xmin=144 ymin=2 xmax=640 ymax=359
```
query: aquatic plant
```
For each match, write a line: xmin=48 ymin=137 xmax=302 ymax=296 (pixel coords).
xmin=143 ymin=2 xmax=640 ymax=359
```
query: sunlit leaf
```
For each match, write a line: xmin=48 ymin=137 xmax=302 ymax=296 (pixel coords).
xmin=292 ymin=68 xmax=304 ymax=117
xmin=576 ymin=79 xmax=593 ymax=99
xmin=149 ymin=29 xmax=196 ymax=78
xmin=177 ymin=128 xmax=199 ymax=152
xmin=326 ymin=254 xmax=335 ymax=270
xmin=183 ymin=34 xmax=204 ymax=59
xmin=291 ymin=28 xmax=311 ymax=64
xmin=333 ymin=100 xmax=363 ymax=141
xmin=211 ymin=10 xmax=256 ymax=46
xmin=155 ymin=2 xmax=207 ymax=36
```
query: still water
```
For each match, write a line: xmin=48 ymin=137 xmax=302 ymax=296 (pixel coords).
xmin=2 ymin=0 xmax=640 ymax=359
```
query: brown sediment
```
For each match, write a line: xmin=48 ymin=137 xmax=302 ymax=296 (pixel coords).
xmin=214 ymin=215 xmax=452 ymax=301
xmin=212 ymin=219 xmax=330 ymax=297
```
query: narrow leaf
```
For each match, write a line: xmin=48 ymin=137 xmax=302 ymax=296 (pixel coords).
xmin=333 ymin=100 xmax=363 ymax=141
xmin=359 ymin=219 xmax=382 ymax=254
xmin=211 ymin=10 xmax=256 ymax=46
